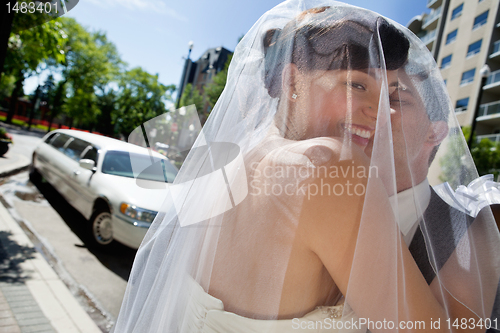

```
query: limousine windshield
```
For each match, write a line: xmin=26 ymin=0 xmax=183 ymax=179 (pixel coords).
xmin=102 ymin=150 xmax=178 ymax=183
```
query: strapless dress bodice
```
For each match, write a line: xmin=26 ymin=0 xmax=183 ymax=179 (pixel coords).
xmin=180 ymin=277 xmax=366 ymax=333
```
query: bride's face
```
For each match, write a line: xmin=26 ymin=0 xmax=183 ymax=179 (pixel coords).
xmin=291 ymin=68 xmax=399 ymax=152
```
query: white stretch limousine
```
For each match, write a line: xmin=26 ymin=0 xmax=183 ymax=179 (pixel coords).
xmin=30 ymin=129 xmax=178 ymax=249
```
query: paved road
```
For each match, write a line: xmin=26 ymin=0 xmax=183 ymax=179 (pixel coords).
xmin=0 ymin=126 xmax=43 ymax=175
xmin=7 ymin=127 xmax=45 ymax=160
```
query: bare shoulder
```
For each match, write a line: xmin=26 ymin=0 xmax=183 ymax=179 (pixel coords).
xmin=247 ymin=137 xmax=372 ymax=224
xmin=246 ymin=136 xmax=380 ymax=293
xmin=288 ymin=139 xmax=374 ymax=282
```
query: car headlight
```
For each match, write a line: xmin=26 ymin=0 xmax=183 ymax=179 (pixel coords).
xmin=120 ymin=203 xmax=157 ymax=223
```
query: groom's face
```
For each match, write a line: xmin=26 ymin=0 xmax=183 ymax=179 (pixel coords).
xmin=389 ymin=71 xmax=433 ymax=190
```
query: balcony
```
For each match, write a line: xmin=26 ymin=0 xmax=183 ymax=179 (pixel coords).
xmin=478 ymin=101 xmax=500 ymax=117
xmin=420 ymin=29 xmax=437 ymax=47
xmin=427 ymin=0 xmax=442 ymax=9
xmin=490 ymin=40 xmax=500 ymax=60
xmin=484 ymin=70 xmax=500 ymax=93
xmin=476 ymin=134 xmax=500 ymax=143
xmin=422 ymin=6 xmax=442 ymax=30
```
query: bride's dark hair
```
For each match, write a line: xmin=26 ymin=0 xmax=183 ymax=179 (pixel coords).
xmin=263 ymin=6 xmax=410 ymax=98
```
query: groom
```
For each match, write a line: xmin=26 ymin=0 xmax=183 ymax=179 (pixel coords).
xmin=389 ymin=69 xmax=500 ymax=329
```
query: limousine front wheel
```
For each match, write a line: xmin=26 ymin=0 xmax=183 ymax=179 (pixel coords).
xmin=90 ymin=210 xmax=114 ymax=246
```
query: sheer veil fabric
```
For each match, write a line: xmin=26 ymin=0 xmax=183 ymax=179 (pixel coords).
xmin=113 ymin=1 xmax=500 ymax=332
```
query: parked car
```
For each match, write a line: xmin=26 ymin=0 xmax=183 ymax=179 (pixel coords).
xmin=30 ymin=129 xmax=178 ymax=249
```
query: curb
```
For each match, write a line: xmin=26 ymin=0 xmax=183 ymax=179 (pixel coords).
xmin=0 ymin=152 xmax=31 ymax=178
xmin=0 ymin=164 xmax=30 ymax=178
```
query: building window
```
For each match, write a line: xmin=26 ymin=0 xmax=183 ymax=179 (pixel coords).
xmin=473 ymin=10 xmax=488 ymax=30
xmin=441 ymin=55 xmax=452 ymax=69
xmin=466 ymin=40 xmax=482 ymax=57
xmin=451 ymin=3 xmax=463 ymax=20
xmin=460 ymin=68 xmax=476 ymax=85
xmin=446 ymin=29 xmax=458 ymax=45
xmin=455 ymin=98 xmax=469 ymax=112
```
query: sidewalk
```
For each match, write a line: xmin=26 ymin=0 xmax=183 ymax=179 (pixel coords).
xmin=0 ymin=162 xmax=101 ymax=332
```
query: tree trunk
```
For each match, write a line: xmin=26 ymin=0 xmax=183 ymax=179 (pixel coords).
xmin=47 ymin=109 xmax=54 ymax=133
xmin=0 ymin=5 xmax=15 ymax=82
xmin=27 ymin=85 xmax=40 ymax=130
xmin=6 ymin=72 xmax=23 ymax=124
xmin=48 ymin=79 xmax=66 ymax=133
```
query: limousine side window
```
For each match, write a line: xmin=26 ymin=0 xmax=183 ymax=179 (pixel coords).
xmin=81 ymin=147 xmax=98 ymax=164
xmin=44 ymin=133 xmax=59 ymax=144
xmin=50 ymin=134 xmax=71 ymax=152
xmin=65 ymin=138 xmax=90 ymax=161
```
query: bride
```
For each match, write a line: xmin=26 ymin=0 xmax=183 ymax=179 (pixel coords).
xmin=113 ymin=1 xmax=500 ymax=332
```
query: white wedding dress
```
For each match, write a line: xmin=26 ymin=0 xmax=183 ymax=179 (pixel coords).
xmin=181 ymin=277 xmax=365 ymax=333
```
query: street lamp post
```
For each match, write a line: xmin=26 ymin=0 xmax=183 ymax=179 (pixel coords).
xmin=176 ymin=41 xmax=194 ymax=109
xmin=468 ymin=64 xmax=491 ymax=149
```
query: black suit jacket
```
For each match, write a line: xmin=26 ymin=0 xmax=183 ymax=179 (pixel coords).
xmin=409 ymin=188 xmax=474 ymax=284
xmin=409 ymin=188 xmax=499 ymax=331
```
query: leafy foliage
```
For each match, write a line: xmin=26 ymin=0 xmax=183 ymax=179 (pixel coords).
xmin=45 ymin=79 xmax=67 ymax=132
xmin=178 ymin=83 xmax=203 ymax=115
xmin=470 ymin=139 xmax=500 ymax=179
xmin=0 ymin=74 xmax=16 ymax=99
xmin=58 ymin=17 xmax=122 ymax=128
xmin=4 ymin=17 xmax=66 ymax=76
xmin=205 ymin=55 xmax=232 ymax=109
xmin=114 ymin=67 xmax=175 ymax=136
xmin=2 ymin=16 xmax=177 ymax=137
xmin=2 ymin=16 xmax=67 ymax=124
xmin=440 ymin=126 xmax=500 ymax=186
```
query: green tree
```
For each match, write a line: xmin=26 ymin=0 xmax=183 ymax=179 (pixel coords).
xmin=114 ymin=67 xmax=175 ymax=136
xmin=94 ymin=90 xmax=117 ymax=135
xmin=1 ymin=2 xmax=60 ymax=81
xmin=2 ymin=17 xmax=66 ymax=123
xmin=470 ymin=139 xmax=500 ymax=179
xmin=462 ymin=126 xmax=471 ymax=143
xmin=178 ymin=83 xmax=203 ymax=114
xmin=0 ymin=73 xmax=16 ymax=101
xmin=440 ymin=126 xmax=500 ymax=186
xmin=205 ymin=55 xmax=232 ymax=109
xmin=3 ymin=15 xmax=65 ymax=79
xmin=59 ymin=17 xmax=122 ymax=130
xmin=46 ymin=79 xmax=67 ymax=132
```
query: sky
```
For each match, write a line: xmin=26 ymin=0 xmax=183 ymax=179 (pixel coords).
xmin=25 ymin=0 xmax=429 ymax=96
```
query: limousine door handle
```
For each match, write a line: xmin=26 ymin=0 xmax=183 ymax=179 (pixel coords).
xmin=73 ymin=170 xmax=80 ymax=175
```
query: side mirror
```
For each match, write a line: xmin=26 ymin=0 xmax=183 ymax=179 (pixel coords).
xmin=79 ymin=159 xmax=96 ymax=172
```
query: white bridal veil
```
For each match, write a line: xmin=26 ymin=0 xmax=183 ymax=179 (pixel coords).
xmin=114 ymin=1 xmax=500 ymax=332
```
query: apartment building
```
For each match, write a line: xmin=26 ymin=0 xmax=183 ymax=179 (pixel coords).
xmin=408 ymin=0 xmax=500 ymax=141
xmin=177 ymin=46 xmax=233 ymax=116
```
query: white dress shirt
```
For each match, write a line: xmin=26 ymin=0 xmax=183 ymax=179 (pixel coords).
xmin=393 ymin=179 xmax=431 ymax=246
